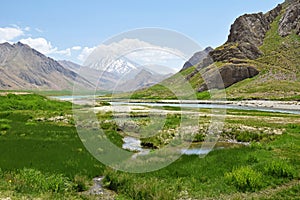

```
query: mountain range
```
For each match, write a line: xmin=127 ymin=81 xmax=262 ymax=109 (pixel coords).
xmin=0 ymin=42 xmax=94 ymax=90
xmin=0 ymin=42 xmax=170 ymax=92
xmin=132 ymin=0 xmax=300 ymax=100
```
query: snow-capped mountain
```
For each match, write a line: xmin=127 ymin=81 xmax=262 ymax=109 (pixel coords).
xmin=87 ymin=56 xmax=138 ymax=78
xmin=81 ymin=38 xmax=179 ymax=91
xmin=105 ymin=58 xmax=136 ymax=75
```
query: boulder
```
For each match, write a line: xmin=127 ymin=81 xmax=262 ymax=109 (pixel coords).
xmin=198 ymin=64 xmax=259 ymax=91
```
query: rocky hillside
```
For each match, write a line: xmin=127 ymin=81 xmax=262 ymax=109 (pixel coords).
xmin=181 ymin=47 xmax=213 ymax=70
xmin=0 ymin=42 xmax=93 ymax=90
xmin=131 ymin=0 xmax=300 ymax=100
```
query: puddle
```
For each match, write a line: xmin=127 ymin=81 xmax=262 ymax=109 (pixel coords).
xmin=122 ymin=136 xmax=245 ymax=156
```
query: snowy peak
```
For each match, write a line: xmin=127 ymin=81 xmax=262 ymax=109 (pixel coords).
xmin=105 ymin=58 xmax=138 ymax=76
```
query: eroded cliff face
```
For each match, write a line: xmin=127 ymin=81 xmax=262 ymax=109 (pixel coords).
xmin=211 ymin=4 xmax=283 ymax=62
xmin=279 ymin=1 xmax=300 ymax=36
xmin=184 ymin=3 xmax=286 ymax=92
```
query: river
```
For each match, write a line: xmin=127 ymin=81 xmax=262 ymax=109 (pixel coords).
xmin=52 ymin=96 xmax=300 ymax=155
xmin=51 ymin=95 xmax=300 ymax=115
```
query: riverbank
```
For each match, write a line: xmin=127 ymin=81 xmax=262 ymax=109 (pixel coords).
xmin=53 ymin=95 xmax=300 ymax=114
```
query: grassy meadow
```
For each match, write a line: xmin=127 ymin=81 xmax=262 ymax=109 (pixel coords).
xmin=0 ymin=93 xmax=299 ymax=199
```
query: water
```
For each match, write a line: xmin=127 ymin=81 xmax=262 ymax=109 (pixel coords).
xmin=122 ymin=136 xmax=143 ymax=152
xmin=180 ymin=148 xmax=212 ymax=155
xmin=53 ymin=96 xmax=299 ymax=155
xmin=51 ymin=95 xmax=94 ymax=101
xmin=122 ymin=136 xmax=241 ymax=156
xmin=52 ymin=96 xmax=300 ymax=115
xmin=111 ymin=101 xmax=300 ymax=115
xmin=122 ymin=136 xmax=151 ymax=157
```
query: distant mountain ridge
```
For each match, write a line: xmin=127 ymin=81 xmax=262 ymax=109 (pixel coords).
xmin=59 ymin=59 xmax=171 ymax=92
xmin=0 ymin=42 xmax=172 ymax=92
xmin=0 ymin=42 xmax=93 ymax=90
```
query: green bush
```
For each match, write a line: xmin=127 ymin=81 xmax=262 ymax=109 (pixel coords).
xmin=264 ymin=160 xmax=296 ymax=179
xmin=73 ymin=175 xmax=89 ymax=192
xmin=15 ymin=168 xmax=72 ymax=193
xmin=0 ymin=123 xmax=11 ymax=131
xmin=193 ymin=133 xmax=205 ymax=142
xmin=225 ymin=166 xmax=264 ymax=192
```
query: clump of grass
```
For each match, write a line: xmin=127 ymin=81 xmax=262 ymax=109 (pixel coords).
xmin=0 ymin=124 xmax=11 ymax=131
xmin=97 ymin=112 xmax=123 ymax=147
xmin=246 ymin=154 xmax=259 ymax=164
xmin=225 ymin=166 xmax=264 ymax=192
xmin=103 ymin=169 xmax=178 ymax=200
xmin=97 ymin=101 xmax=111 ymax=106
xmin=73 ymin=175 xmax=90 ymax=192
xmin=264 ymin=160 xmax=296 ymax=179
xmin=193 ymin=133 xmax=205 ymax=142
xmin=14 ymin=168 xmax=73 ymax=193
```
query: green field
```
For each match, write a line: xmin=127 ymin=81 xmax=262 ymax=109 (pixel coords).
xmin=0 ymin=93 xmax=299 ymax=199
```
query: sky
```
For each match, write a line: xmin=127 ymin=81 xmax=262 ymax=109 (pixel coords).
xmin=0 ymin=0 xmax=284 ymax=64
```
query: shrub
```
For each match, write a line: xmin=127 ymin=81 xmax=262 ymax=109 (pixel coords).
xmin=264 ymin=160 xmax=296 ymax=179
xmin=0 ymin=124 xmax=11 ymax=131
xmin=225 ymin=166 xmax=264 ymax=192
xmin=193 ymin=133 xmax=205 ymax=142
xmin=15 ymin=168 xmax=72 ymax=193
xmin=73 ymin=175 xmax=89 ymax=192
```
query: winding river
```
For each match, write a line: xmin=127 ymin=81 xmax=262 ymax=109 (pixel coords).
xmin=52 ymin=96 xmax=300 ymax=155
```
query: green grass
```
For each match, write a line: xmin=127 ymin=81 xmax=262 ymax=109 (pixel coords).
xmin=0 ymin=93 xmax=300 ymax=199
xmin=102 ymin=123 xmax=300 ymax=199
xmin=0 ymin=93 xmax=105 ymax=198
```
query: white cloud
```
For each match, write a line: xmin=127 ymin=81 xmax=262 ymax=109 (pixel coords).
xmin=0 ymin=27 xmax=24 ymax=43
xmin=20 ymin=37 xmax=74 ymax=57
xmin=78 ymin=46 xmax=97 ymax=62
xmin=24 ymin=27 xmax=30 ymax=31
xmin=55 ymin=48 xmax=71 ymax=56
xmin=20 ymin=37 xmax=57 ymax=55
xmin=72 ymin=46 xmax=82 ymax=51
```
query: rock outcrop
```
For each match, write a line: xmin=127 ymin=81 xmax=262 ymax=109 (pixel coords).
xmin=279 ymin=1 xmax=300 ymax=36
xmin=182 ymin=47 xmax=213 ymax=70
xmin=198 ymin=64 xmax=259 ymax=92
xmin=210 ymin=3 xmax=282 ymax=62
xmin=183 ymin=3 xmax=283 ymax=92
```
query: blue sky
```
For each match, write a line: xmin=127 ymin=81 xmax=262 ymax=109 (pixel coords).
xmin=0 ymin=0 xmax=284 ymax=64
